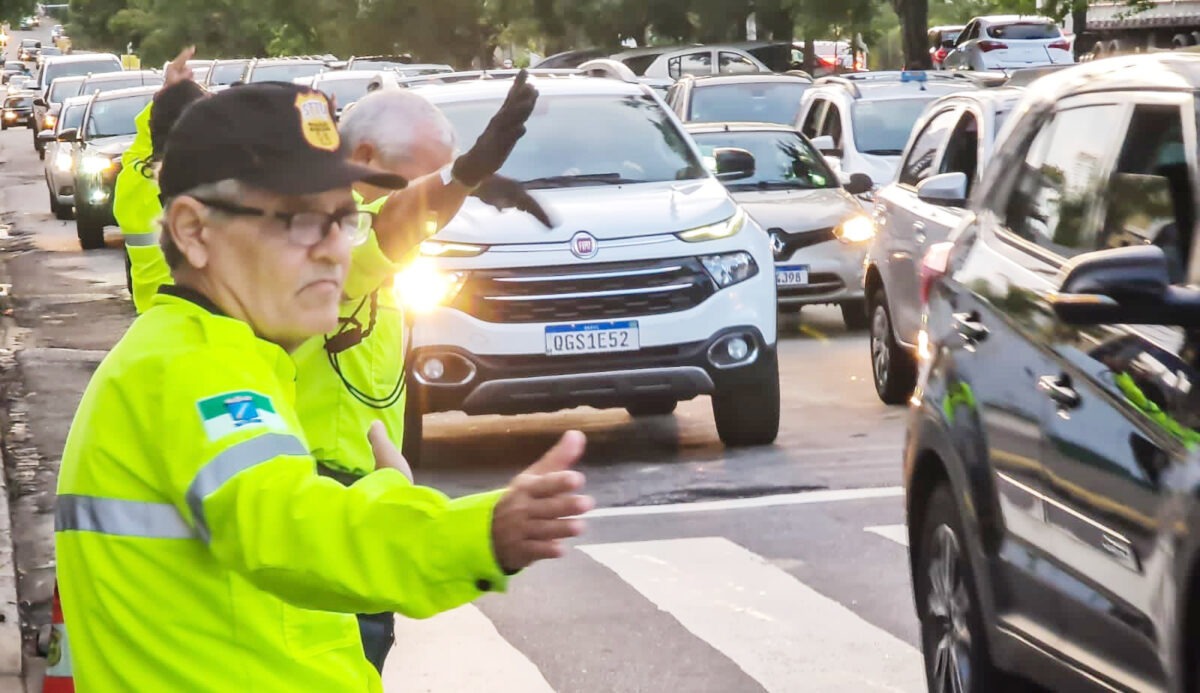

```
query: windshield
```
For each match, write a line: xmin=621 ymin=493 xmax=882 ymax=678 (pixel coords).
xmin=81 ymin=75 xmax=161 ymax=95
xmin=43 ymin=59 xmax=122 ymax=88
xmin=317 ymin=78 xmax=371 ymax=107
xmin=4 ymin=62 xmax=25 ymax=71
xmin=249 ymin=63 xmax=324 ymax=83
xmin=852 ymin=98 xmax=936 ymax=156
xmin=60 ymin=103 xmax=84 ymax=132
xmin=438 ymin=94 xmax=707 ymax=189
xmin=210 ymin=62 xmax=246 ymax=85
xmin=4 ymin=96 xmax=31 ymax=109
xmin=692 ymin=130 xmax=836 ymax=190
xmin=47 ymin=78 xmax=82 ymax=103
xmin=689 ymin=82 xmax=810 ymax=125
xmin=85 ymin=93 xmax=154 ymax=139
xmin=987 ymin=22 xmax=1060 ymax=40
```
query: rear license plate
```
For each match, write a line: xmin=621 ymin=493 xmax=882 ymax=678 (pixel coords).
xmin=775 ymin=265 xmax=810 ymax=287
xmin=545 ymin=320 xmax=640 ymax=356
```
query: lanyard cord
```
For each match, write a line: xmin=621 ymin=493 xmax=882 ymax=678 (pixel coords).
xmin=323 ymin=290 xmax=410 ymax=410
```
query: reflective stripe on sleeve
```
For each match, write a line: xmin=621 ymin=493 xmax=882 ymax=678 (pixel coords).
xmin=186 ymin=433 xmax=308 ymax=542
xmin=123 ymin=231 xmax=158 ymax=247
xmin=55 ymin=494 xmax=196 ymax=539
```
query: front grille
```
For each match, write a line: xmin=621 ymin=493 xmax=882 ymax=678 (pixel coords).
xmin=767 ymin=226 xmax=836 ymax=260
xmin=452 ymin=257 xmax=716 ymax=323
xmin=778 ymin=272 xmax=844 ymax=297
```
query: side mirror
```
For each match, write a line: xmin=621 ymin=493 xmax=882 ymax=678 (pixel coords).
xmin=56 ymin=128 xmax=77 ymax=142
xmin=810 ymin=135 xmax=842 ymax=158
xmin=713 ymin=147 xmax=756 ymax=181
xmin=1048 ymin=245 xmax=1200 ymax=326
xmin=916 ymin=172 xmax=968 ymax=207
xmin=36 ymin=129 xmax=56 ymax=143
xmin=33 ymin=96 xmax=45 ymax=108
xmin=844 ymin=172 xmax=873 ymax=196
xmin=942 ymin=39 xmax=956 ymax=49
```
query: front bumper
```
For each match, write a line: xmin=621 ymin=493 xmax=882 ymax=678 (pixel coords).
xmin=773 ymin=235 xmax=867 ymax=307
xmin=74 ymin=174 xmax=118 ymax=224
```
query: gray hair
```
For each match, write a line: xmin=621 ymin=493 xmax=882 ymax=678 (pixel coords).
xmin=160 ymin=179 xmax=247 ymax=270
xmin=338 ymin=89 xmax=457 ymax=166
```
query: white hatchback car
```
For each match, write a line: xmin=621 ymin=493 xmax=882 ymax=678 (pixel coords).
xmin=943 ymin=15 xmax=1074 ymax=71
xmin=399 ymin=76 xmax=780 ymax=452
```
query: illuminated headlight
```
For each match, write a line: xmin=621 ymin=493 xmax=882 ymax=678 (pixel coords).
xmin=3 ymin=111 xmax=14 ymax=120
xmin=419 ymin=239 xmax=487 ymax=258
xmin=90 ymin=189 xmax=108 ymax=203
xmin=53 ymin=149 xmax=72 ymax=172
xmin=676 ymin=208 xmax=746 ymax=243
xmin=43 ymin=115 xmax=56 ymax=128
xmin=393 ymin=257 xmax=467 ymax=314
xmin=80 ymin=155 xmax=115 ymax=175
xmin=833 ymin=215 xmax=875 ymax=244
xmin=700 ymin=251 xmax=758 ymax=288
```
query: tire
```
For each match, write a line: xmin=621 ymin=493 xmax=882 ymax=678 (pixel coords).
xmin=626 ymin=399 xmax=678 ymax=417
xmin=401 ymin=381 xmax=424 ymax=469
xmin=916 ymin=485 xmax=1024 ymax=693
xmin=841 ymin=299 xmax=869 ymax=330
xmin=48 ymin=189 xmax=70 ymax=220
xmin=712 ymin=349 xmax=780 ymax=447
xmin=869 ymin=287 xmax=918 ymax=405
xmin=75 ymin=207 xmax=105 ymax=250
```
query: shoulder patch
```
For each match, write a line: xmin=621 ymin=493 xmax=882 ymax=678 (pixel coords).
xmin=196 ymin=391 xmax=287 ymax=441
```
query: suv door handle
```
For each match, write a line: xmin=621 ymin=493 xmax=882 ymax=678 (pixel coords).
xmin=953 ymin=312 xmax=988 ymax=342
xmin=1038 ymin=374 xmax=1080 ymax=409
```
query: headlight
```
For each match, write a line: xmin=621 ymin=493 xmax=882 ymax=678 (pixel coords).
xmin=676 ymin=209 xmax=746 ymax=243
xmin=43 ymin=115 xmax=56 ymax=128
xmin=53 ymin=149 xmax=72 ymax=172
xmin=700 ymin=251 xmax=758 ymax=288
xmin=80 ymin=154 xmax=115 ymax=175
xmin=418 ymin=239 xmax=487 ymax=258
xmin=393 ymin=257 xmax=467 ymax=314
xmin=834 ymin=215 xmax=875 ymax=244
xmin=3 ymin=111 xmax=14 ymax=120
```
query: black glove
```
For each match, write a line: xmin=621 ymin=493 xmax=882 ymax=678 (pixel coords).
xmin=450 ymin=70 xmax=538 ymax=188
xmin=471 ymin=175 xmax=555 ymax=228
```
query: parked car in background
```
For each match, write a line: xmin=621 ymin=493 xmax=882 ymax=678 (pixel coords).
xmin=2 ymin=92 xmax=33 ymax=129
xmin=203 ymin=59 xmax=250 ymax=92
xmin=242 ymin=58 xmax=325 ymax=84
xmin=36 ymin=46 xmax=61 ymax=67
xmin=77 ymin=70 xmax=163 ymax=96
xmin=67 ymin=86 xmax=157 ymax=249
xmin=865 ymin=86 xmax=1023 ymax=403
xmin=943 ymin=15 xmax=1074 ymax=71
xmin=2 ymin=61 xmax=29 ymax=85
xmin=907 ymin=53 xmax=1200 ymax=693
xmin=688 ymin=122 xmax=874 ymax=327
xmin=928 ymin=25 xmax=965 ymax=69
xmin=533 ymin=49 xmax=613 ymax=69
xmin=34 ymin=53 xmax=122 ymax=94
xmin=667 ymin=72 xmax=815 ymax=125
xmin=610 ymin=45 xmax=769 ymax=81
xmin=49 ymin=24 xmax=63 ymax=41
xmin=40 ymin=94 xmax=88 ymax=220
xmin=5 ymin=75 xmax=31 ymax=94
xmin=32 ymin=74 xmax=85 ymax=158
xmin=309 ymin=71 xmax=392 ymax=116
xmin=18 ymin=38 xmax=40 ymax=61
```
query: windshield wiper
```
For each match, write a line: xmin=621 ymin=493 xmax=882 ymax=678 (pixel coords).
xmin=520 ymin=173 xmax=645 ymax=189
xmin=727 ymin=180 xmax=819 ymax=191
xmin=862 ymin=149 xmax=904 ymax=156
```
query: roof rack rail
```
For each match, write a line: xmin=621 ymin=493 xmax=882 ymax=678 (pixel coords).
xmin=393 ymin=68 xmax=580 ymax=87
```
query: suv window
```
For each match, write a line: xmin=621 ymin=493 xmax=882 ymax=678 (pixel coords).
xmin=59 ymin=102 xmax=84 ymax=132
xmin=668 ymin=52 xmax=711 ymax=80
xmin=718 ymin=52 xmax=759 ymax=75
xmin=899 ymin=108 xmax=958 ymax=187
xmin=801 ymin=99 xmax=826 ymax=137
xmin=1002 ymin=104 xmax=1124 ymax=256
xmin=940 ymin=111 xmax=981 ymax=194
xmin=820 ymin=103 xmax=844 ymax=148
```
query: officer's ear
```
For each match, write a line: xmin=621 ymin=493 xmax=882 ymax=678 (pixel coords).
xmin=165 ymin=196 xmax=211 ymax=270
xmin=350 ymin=141 xmax=376 ymax=167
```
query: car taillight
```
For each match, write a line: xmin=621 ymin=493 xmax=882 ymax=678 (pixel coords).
xmin=919 ymin=242 xmax=955 ymax=307
xmin=1048 ymin=39 xmax=1071 ymax=51
xmin=934 ymin=48 xmax=949 ymax=63
xmin=817 ymin=55 xmax=837 ymax=68
xmin=978 ymin=40 xmax=1008 ymax=52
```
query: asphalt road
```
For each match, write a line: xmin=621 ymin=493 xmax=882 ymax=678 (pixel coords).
xmin=0 ymin=28 xmax=926 ymax=691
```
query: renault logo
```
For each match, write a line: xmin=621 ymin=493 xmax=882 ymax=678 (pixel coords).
xmin=570 ymin=231 xmax=598 ymax=259
xmin=770 ymin=231 xmax=787 ymax=258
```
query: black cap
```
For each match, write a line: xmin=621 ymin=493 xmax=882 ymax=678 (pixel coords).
xmin=158 ymin=82 xmax=406 ymax=199
xmin=150 ymin=80 xmax=208 ymax=157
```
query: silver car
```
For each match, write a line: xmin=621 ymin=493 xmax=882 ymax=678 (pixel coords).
xmin=687 ymin=122 xmax=874 ymax=328
xmin=864 ymin=87 xmax=1022 ymax=402
xmin=42 ymin=95 xmax=90 ymax=220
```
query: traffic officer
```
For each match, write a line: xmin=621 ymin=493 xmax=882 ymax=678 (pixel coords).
xmin=54 ymin=82 xmax=592 ymax=691
xmin=293 ymin=81 xmax=553 ymax=670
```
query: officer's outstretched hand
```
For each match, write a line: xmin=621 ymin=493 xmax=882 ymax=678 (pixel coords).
xmin=472 ymin=175 xmax=556 ymax=228
xmin=450 ymin=70 xmax=537 ymax=189
xmin=368 ymin=421 xmax=413 ymax=482
xmin=492 ymin=430 xmax=592 ymax=573
xmin=165 ymin=46 xmax=196 ymax=88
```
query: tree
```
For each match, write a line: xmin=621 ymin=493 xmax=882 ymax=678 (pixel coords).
xmin=891 ymin=0 xmax=930 ymax=68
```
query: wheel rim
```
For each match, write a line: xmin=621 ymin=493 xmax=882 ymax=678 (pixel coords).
xmin=926 ymin=524 xmax=973 ymax=693
xmin=871 ymin=304 xmax=891 ymax=388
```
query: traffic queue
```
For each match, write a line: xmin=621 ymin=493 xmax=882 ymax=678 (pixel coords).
xmin=6 ymin=11 xmax=1200 ymax=692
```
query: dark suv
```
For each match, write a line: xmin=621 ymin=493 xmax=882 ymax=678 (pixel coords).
xmin=906 ymin=54 xmax=1200 ymax=693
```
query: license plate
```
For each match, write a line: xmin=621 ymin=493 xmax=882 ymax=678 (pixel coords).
xmin=545 ymin=320 xmax=639 ymax=356
xmin=775 ymin=265 xmax=810 ymax=287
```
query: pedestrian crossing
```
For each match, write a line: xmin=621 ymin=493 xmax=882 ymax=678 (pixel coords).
xmin=382 ymin=525 xmax=922 ymax=692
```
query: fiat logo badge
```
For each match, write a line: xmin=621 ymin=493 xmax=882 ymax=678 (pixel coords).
xmin=570 ymin=231 xmax=598 ymax=259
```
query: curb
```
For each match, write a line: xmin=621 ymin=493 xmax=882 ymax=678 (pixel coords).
xmin=0 ymin=307 xmax=25 ymax=691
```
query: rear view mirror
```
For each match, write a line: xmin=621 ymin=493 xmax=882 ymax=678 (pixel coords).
xmin=1048 ymin=245 xmax=1200 ymax=326
xmin=916 ymin=172 xmax=968 ymax=207
xmin=713 ymin=147 xmax=755 ymax=181
xmin=844 ymin=173 xmax=873 ymax=196
xmin=56 ymin=128 xmax=78 ymax=142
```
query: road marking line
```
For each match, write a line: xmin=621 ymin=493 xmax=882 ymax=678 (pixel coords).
xmin=383 ymin=605 xmax=554 ymax=693
xmin=865 ymin=524 xmax=909 ymax=547
xmin=586 ymin=486 xmax=903 ymax=519
xmin=581 ymin=537 xmax=924 ymax=692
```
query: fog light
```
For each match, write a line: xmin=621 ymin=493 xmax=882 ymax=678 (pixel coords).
xmin=726 ymin=336 xmax=749 ymax=361
xmin=421 ymin=357 xmax=445 ymax=382
xmin=90 ymin=189 xmax=107 ymax=203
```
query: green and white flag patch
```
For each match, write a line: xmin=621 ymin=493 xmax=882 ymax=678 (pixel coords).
xmin=196 ymin=391 xmax=288 ymax=441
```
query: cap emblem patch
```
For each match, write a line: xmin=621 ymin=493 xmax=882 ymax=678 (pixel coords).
xmin=295 ymin=92 xmax=339 ymax=152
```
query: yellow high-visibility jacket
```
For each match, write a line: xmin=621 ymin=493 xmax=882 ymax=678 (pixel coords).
xmin=112 ymin=102 xmax=172 ymax=314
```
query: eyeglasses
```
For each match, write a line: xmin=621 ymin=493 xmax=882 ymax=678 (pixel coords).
xmin=193 ymin=197 xmax=374 ymax=247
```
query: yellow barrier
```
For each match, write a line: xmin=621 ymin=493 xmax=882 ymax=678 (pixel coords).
xmin=120 ymin=54 xmax=140 ymax=69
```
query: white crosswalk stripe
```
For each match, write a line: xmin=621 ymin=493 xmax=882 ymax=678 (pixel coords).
xmin=382 ymin=533 xmax=922 ymax=692
xmin=865 ymin=524 xmax=910 ymax=547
